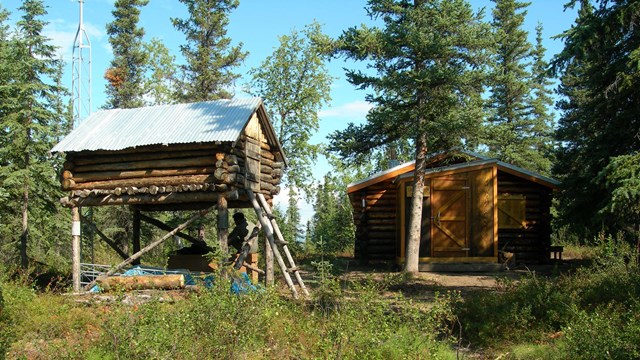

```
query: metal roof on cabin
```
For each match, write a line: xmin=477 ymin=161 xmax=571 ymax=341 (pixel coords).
xmin=51 ymin=98 xmax=263 ymax=153
xmin=347 ymin=150 xmax=560 ymax=192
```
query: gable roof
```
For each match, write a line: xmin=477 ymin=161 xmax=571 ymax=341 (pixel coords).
xmin=347 ymin=150 xmax=559 ymax=193
xmin=52 ymin=97 xmax=277 ymax=154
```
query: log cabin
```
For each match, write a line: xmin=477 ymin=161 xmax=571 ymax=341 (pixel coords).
xmin=52 ymin=98 xmax=289 ymax=291
xmin=347 ymin=150 xmax=559 ymax=271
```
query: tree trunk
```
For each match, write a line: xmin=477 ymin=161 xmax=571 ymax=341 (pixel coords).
xmin=96 ymin=274 xmax=185 ymax=291
xmin=217 ymin=196 xmax=229 ymax=255
xmin=20 ymin=182 xmax=29 ymax=269
xmin=405 ymin=131 xmax=428 ymax=273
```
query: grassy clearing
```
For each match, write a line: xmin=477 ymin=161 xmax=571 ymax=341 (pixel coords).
xmin=0 ymin=268 xmax=458 ymax=359
xmin=1 ymin=235 xmax=639 ymax=359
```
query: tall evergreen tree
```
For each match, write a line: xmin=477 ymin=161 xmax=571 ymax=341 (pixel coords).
xmin=483 ymin=0 xmax=553 ymax=174
xmin=104 ymin=0 xmax=149 ymax=109
xmin=248 ymin=22 xmax=332 ymax=194
xmin=528 ymin=23 xmax=555 ymax=171
xmin=283 ymin=187 xmax=302 ymax=244
xmin=310 ymin=174 xmax=355 ymax=255
xmin=0 ymin=0 xmax=69 ymax=268
xmin=552 ymin=0 xmax=640 ymax=239
xmin=328 ymin=0 xmax=491 ymax=272
xmin=172 ymin=0 xmax=247 ymax=102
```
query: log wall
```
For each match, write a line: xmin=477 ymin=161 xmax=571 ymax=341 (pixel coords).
xmin=349 ymin=179 xmax=398 ymax=263
xmin=61 ymin=135 xmax=283 ymax=208
xmin=497 ymin=171 xmax=553 ymax=262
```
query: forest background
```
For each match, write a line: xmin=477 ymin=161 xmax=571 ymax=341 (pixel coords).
xmin=0 ymin=0 xmax=638 ymax=273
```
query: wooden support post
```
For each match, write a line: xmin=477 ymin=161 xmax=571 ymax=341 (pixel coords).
xmin=83 ymin=208 xmax=211 ymax=291
xmin=132 ymin=209 xmax=141 ymax=265
xmin=72 ymin=207 xmax=81 ymax=292
xmin=265 ymin=199 xmax=274 ymax=287
xmin=265 ymin=238 xmax=274 ymax=286
xmin=80 ymin=214 xmax=129 ymax=260
xmin=217 ymin=196 xmax=229 ymax=255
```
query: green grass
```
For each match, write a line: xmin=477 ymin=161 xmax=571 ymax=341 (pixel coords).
xmin=2 ymin=234 xmax=639 ymax=359
xmin=0 ymin=269 xmax=458 ymax=359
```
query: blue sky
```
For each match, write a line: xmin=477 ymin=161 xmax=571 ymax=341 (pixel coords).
xmin=3 ymin=0 xmax=578 ymax=221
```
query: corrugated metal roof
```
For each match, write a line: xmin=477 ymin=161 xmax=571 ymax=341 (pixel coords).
xmin=347 ymin=149 xmax=486 ymax=192
xmin=52 ymin=98 xmax=263 ymax=153
xmin=347 ymin=150 xmax=560 ymax=191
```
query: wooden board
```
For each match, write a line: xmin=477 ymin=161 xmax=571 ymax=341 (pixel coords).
xmin=469 ymin=168 xmax=495 ymax=257
xmin=431 ymin=178 xmax=469 ymax=258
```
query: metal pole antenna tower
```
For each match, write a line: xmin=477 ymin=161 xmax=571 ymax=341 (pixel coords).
xmin=72 ymin=0 xmax=92 ymax=128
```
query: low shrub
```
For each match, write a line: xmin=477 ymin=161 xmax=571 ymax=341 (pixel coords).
xmin=562 ymin=303 xmax=640 ymax=359
xmin=456 ymin=232 xmax=640 ymax=352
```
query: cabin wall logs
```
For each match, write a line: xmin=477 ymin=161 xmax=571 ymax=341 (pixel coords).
xmin=349 ymin=179 xmax=398 ymax=263
xmin=497 ymin=171 xmax=553 ymax=263
xmin=61 ymin=141 xmax=283 ymax=204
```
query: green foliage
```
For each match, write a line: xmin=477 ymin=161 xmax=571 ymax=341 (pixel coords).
xmin=562 ymin=304 xmax=640 ymax=359
xmin=481 ymin=0 xmax=554 ymax=175
xmin=104 ymin=0 xmax=149 ymax=109
xmin=0 ymin=274 xmax=459 ymax=359
xmin=0 ymin=0 xmax=71 ymax=269
xmin=143 ymin=38 xmax=178 ymax=106
xmin=309 ymin=173 xmax=356 ymax=255
xmin=248 ymin=22 xmax=332 ymax=193
xmin=172 ymin=0 xmax=247 ymax=102
xmin=552 ymin=0 xmax=640 ymax=239
xmin=597 ymin=152 xmax=640 ymax=237
xmin=329 ymin=0 xmax=491 ymax=162
xmin=456 ymin=233 xmax=640 ymax=351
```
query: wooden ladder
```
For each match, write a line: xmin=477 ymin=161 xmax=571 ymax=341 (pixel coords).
xmin=247 ymin=191 xmax=309 ymax=299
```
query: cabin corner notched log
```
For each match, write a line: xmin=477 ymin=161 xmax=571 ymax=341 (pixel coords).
xmin=51 ymin=98 xmax=287 ymax=292
xmin=347 ymin=150 xmax=559 ymax=269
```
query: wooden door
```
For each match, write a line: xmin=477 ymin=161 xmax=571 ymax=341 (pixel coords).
xmin=431 ymin=178 xmax=469 ymax=257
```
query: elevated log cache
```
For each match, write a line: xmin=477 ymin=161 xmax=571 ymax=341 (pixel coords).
xmin=59 ymin=140 xmax=284 ymax=207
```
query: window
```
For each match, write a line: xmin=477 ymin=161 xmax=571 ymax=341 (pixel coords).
xmin=498 ymin=194 xmax=526 ymax=229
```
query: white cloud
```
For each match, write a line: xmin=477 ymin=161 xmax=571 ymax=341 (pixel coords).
xmin=318 ymin=100 xmax=373 ymax=120
xmin=272 ymin=186 xmax=315 ymax=227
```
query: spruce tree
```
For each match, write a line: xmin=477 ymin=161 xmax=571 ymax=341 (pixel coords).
xmin=528 ymin=23 xmax=554 ymax=172
xmin=552 ymin=0 xmax=640 ymax=239
xmin=310 ymin=174 xmax=355 ymax=255
xmin=0 ymin=0 xmax=69 ymax=267
xmin=104 ymin=0 xmax=149 ymax=109
xmin=328 ymin=0 xmax=491 ymax=272
xmin=483 ymin=0 xmax=553 ymax=174
xmin=172 ymin=0 xmax=247 ymax=102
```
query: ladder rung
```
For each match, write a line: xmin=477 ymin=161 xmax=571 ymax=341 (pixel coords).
xmin=275 ymin=239 xmax=288 ymax=245
xmin=286 ymin=267 xmax=299 ymax=273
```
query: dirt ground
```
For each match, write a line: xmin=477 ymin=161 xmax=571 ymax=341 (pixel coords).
xmin=330 ymin=258 xmax=583 ymax=303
